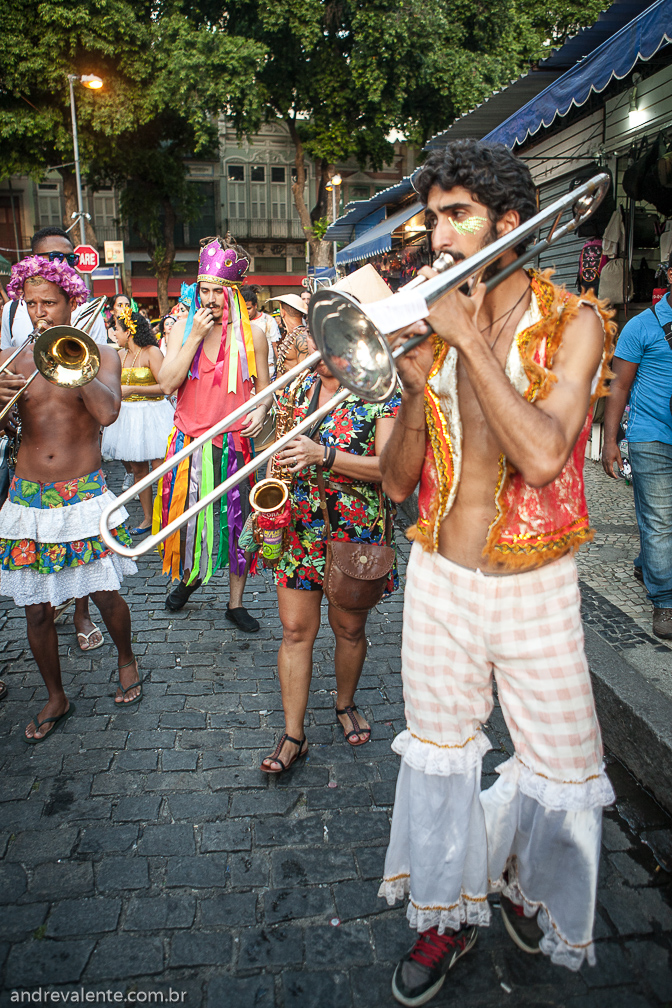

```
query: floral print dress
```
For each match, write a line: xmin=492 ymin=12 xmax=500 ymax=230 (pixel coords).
xmin=273 ymin=372 xmax=401 ymax=593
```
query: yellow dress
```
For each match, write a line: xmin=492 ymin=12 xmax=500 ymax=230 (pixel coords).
xmin=101 ymin=366 xmax=175 ymax=462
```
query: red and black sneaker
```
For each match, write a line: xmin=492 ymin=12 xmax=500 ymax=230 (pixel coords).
xmin=500 ymin=894 xmax=543 ymax=954
xmin=391 ymin=925 xmax=478 ymax=1006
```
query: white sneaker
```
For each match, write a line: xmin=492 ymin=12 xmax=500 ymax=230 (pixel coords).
xmin=122 ymin=473 xmax=134 ymax=492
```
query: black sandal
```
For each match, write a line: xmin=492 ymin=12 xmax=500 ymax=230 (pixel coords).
xmin=261 ymin=733 xmax=308 ymax=774
xmin=336 ymin=705 xmax=372 ymax=747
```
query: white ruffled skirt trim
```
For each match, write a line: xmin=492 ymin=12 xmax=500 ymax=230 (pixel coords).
xmin=0 ymin=553 xmax=137 ymax=607
xmin=380 ymin=743 xmax=614 ymax=970
xmin=101 ymin=398 xmax=174 ymax=462
xmin=0 ymin=490 xmax=127 ymax=542
xmin=392 ymin=727 xmax=492 ymax=776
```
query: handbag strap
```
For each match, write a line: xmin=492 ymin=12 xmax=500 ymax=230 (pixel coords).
xmin=316 ymin=465 xmax=333 ymax=542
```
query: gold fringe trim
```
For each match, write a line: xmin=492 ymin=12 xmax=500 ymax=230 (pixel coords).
xmin=409 ymin=731 xmax=478 ymax=749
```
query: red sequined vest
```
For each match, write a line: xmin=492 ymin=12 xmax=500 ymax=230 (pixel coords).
xmin=409 ymin=272 xmax=617 ymax=572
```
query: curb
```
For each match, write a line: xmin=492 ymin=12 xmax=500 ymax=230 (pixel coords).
xmin=585 ymin=624 xmax=672 ymax=812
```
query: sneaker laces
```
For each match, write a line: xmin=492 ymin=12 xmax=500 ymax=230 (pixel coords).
xmin=409 ymin=928 xmax=462 ymax=970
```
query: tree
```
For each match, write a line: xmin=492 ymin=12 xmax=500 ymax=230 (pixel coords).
xmin=0 ymin=0 xmax=264 ymax=311
xmin=214 ymin=0 xmax=607 ymax=265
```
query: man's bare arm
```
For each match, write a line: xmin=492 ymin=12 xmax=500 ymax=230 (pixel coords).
xmin=380 ymin=324 xmax=433 ymax=503
xmin=80 ymin=346 xmax=122 ymax=426
xmin=601 ymin=357 xmax=637 ymax=478
xmin=0 ymin=350 xmax=26 ymax=431
xmin=158 ymin=310 xmax=212 ymax=394
xmin=428 ymin=291 xmax=605 ymax=487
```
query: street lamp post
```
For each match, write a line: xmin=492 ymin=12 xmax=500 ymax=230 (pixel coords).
xmin=326 ymin=174 xmax=342 ymax=272
xmin=67 ymin=73 xmax=103 ymax=287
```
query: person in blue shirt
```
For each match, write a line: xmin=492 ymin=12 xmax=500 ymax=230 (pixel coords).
xmin=602 ymin=254 xmax=672 ymax=639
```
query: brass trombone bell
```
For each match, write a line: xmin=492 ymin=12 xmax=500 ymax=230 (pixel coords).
xmin=34 ymin=326 xmax=101 ymax=388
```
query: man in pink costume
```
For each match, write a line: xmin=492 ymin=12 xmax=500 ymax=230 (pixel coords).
xmin=157 ymin=235 xmax=270 ymax=631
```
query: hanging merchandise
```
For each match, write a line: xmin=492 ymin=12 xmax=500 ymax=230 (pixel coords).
xmin=632 ymin=258 xmax=656 ymax=302
xmin=569 ymin=165 xmax=615 ymax=238
xmin=577 ymin=238 xmax=607 ymax=294
xmin=624 ymin=134 xmax=672 ymax=217
xmin=660 ymin=220 xmax=672 ymax=263
xmin=602 ymin=207 xmax=625 ymax=257
xmin=599 ymin=259 xmax=628 ymax=306
xmin=632 ymin=207 xmax=659 ymax=248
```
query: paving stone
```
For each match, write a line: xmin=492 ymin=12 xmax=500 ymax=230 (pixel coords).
xmin=205 ymin=974 xmax=275 ymax=1008
xmin=200 ymin=892 xmax=258 ymax=928
xmin=282 ymin=970 xmax=351 ymax=1008
xmin=160 ymin=711 xmax=207 ymax=729
xmin=46 ymin=897 xmax=122 ymax=937
xmin=238 ymin=925 xmax=304 ymax=967
xmin=371 ymin=914 xmax=413 ymax=962
xmin=0 ymin=902 xmax=48 ymax=941
xmin=264 ymin=885 xmax=335 ymax=924
xmin=137 ymin=823 xmax=196 ymax=856
xmin=599 ymin=883 xmax=672 ymax=934
xmin=326 ymin=811 xmax=390 ymax=846
xmin=78 ymin=825 xmax=139 ymax=853
xmin=167 ymin=793 xmax=227 ymax=821
xmin=4 ymin=938 xmax=95 ymax=987
xmin=112 ymin=795 xmax=162 ymax=821
xmin=27 ymin=861 xmax=94 ymax=901
xmin=272 ymin=847 xmax=357 ymax=886
xmin=96 ymin=856 xmax=149 ymax=891
xmin=307 ymin=785 xmax=372 ymax=810
xmin=161 ymin=749 xmax=199 ymax=771
xmin=85 ymin=934 xmax=164 ymax=980
xmin=124 ymin=895 xmax=196 ymax=931
xmin=610 ymin=851 xmax=653 ymax=886
xmin=304 ymin=924 xmax=372 ymax=967
xmin=113 ymin=750 xmax=159 ymax=771
xmin=201 ymin=821 xmax=252 ymax=852
xmin=230 ymin=790 xmax=299 ymax=817
xmin=333 ymin=880 xmax=389 ymax=921
xmin=165 ymin=854 xmax=229 ymax=888
xmin=7 ymin=827 xmax=79 ymax=866
xmin=170 ymin=929 xmax=232 ymax=967
xmin=229 ymin=852 xmax=270 ymax=888
xmin=602 ymin=816 xmax=633 ymax=852
xmin=256 ymin=816 xmax=326 ymax=847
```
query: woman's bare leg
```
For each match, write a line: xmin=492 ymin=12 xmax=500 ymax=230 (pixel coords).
xmin=262 ymin=586 xmax=322 ymax=770
xmin=328 ymin=604 xmax=371 ymax=742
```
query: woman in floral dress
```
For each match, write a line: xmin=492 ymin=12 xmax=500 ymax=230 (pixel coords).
xmin=261 ymin=333 xmax=401 ymax=773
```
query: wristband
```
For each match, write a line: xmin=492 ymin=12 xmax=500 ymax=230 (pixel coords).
xmin=327 ymin=446 xmax=337 ymax=469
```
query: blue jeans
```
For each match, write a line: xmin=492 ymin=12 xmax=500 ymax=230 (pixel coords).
xmin=629 ymin=441 xmax=672 ymax=608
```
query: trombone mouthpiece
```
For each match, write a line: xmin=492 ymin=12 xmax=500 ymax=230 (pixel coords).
xmin=432 ymin=253 xmax=455 ymax=272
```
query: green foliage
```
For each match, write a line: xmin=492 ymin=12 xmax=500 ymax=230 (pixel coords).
xmin=311 ymin=217 xmax=330 ymax=242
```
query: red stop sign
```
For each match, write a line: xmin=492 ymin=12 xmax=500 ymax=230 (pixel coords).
xmin=74 ymin=245 xmax=99 ymax=273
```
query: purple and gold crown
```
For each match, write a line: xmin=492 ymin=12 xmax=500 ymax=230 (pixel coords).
xmin=197 ymin=238 xmax=250 ymax=286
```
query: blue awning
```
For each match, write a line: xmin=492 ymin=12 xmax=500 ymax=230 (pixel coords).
xmin=336 ymin=201 xmax=423 ymax=266
xmin=325 ymin=176 xmax=416 ymax=240
xmin=484 ymin=0 xmax=672 ymax=148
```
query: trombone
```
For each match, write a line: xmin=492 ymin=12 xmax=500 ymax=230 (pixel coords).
xmin=99 ymin=172 xmax=610 ymax=560
xmin=0 ymin=296 xmax=106 ymax=422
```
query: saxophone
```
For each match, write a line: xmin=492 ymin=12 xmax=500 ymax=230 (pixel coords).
xmin=248 ymin=381 xmax=297 ymax=565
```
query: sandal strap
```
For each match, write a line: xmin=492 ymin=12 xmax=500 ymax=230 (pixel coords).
xmin=118 ymin=656 xmax=136 ymax=670
xmin=263 ymin=732 xmax=305 ymax=768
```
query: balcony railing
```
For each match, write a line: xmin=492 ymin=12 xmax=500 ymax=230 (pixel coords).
xmin=224 ymin=219 xmax=306 ymax=241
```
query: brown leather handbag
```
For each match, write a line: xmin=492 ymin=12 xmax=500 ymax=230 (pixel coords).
xmin=316 ymin=467 xmax=395 ymax=613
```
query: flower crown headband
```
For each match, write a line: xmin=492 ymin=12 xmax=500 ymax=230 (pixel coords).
xmin=7 ymin=255 xmax=89 ymax=305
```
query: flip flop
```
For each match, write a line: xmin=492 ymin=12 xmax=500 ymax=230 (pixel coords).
xmin=114 ymin=658 xmax=143 ymax=708
xmin=24 ymin=702 xmax=76 ymax=745
xmin=77 ymin=625 xmax=105 ymax=652
xmin=0 ymin=680 xmax=7 ymax=702
xmin=53 ymin=598 xmax=75 ymax=623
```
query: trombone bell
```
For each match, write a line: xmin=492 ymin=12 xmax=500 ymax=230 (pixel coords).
xmin=307 ymin=291 xmax=396 ymax=403
xmin=33 ymin=326 xmax=101 ymax=388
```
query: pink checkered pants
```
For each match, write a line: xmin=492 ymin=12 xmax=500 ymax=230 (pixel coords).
xmin=401 ymin=543 xmax=603 ymax=780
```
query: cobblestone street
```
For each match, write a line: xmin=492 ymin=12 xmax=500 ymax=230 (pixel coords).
xmin=1 ymin=460 xmax=672 ymax=1006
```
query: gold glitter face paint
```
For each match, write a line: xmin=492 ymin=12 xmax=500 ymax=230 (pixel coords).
xmin=448 ymin=216 xmax=488 ymax=236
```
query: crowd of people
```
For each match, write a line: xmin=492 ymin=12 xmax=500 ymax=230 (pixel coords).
xmin=3 ymin=136 xmax=665 ymax=1006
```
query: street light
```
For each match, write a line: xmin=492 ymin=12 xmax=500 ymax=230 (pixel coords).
xmin=67 ymin=74 xmax=103 ymax=249
xmin=326 ymin=174 xmax=342 ymax=270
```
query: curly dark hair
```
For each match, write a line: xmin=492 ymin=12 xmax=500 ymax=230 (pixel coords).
xmin=414 ymin=139 xmax=537 ymax=254
xmin=121 ymin=311 xmax=159 ymax=348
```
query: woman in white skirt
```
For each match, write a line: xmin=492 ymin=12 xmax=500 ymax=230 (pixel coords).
xmin=101 ymin=309 xmax=174 ymax=536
